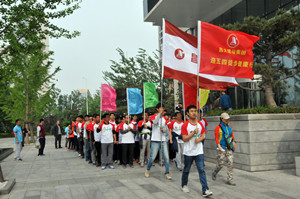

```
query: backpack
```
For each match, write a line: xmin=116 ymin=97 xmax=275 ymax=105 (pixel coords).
xmin=219 ymin=124 xmax=234 ymax=152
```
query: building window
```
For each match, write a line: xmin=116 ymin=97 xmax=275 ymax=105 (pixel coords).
xmin=248 ymin=0 xmax=265 ymax=17
xmin=231 ymin=1 xmax=247 ymax=23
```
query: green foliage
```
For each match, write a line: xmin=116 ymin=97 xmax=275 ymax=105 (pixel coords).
xmin=222 ymin=8 xmax=300 ymax=107
xmin=0 ymin=0 xmax=81 ymax=136
xmin=206 ymin=106 xmax=300 ymax=116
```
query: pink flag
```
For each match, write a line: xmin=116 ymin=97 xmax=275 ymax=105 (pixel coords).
xmin=101 ymin=84 xmax=117 ymax=111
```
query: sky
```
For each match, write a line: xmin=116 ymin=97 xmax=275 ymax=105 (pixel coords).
xmin=49 ymin=0 xmax=158 ymax=95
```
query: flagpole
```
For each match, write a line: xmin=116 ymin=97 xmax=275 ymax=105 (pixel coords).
xmin=182 ymin=83 xmax=186 ymax=122
xmin=159 ymin=18 xmax=166 ymax=176
xmin=196 ymin=20 xmax=202 ymax=121
xmin=100 ymin=83 xmax=102 ymax=119
xmin=126 ymin=88 xmax=129 ymax=125
xmin=143 ymin=83 xmax=146 ymax=124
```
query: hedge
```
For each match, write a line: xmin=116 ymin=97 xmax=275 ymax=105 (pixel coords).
xmin=205 ymin=106 xmax=300 ymax=117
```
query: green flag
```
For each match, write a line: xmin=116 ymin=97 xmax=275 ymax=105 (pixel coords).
xmin=144 ymin=82 xmax=159 ymax=108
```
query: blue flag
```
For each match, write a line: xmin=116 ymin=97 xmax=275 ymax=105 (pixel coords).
xmin=127 ymin=88 xmax=143 ymax=115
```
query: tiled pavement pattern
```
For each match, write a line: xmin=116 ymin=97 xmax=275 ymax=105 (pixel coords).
xmin=0 ymin=136 xmax=299 ymax=199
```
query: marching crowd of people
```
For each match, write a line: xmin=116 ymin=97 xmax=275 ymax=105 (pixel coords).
xmin=13 ymin=103 xmax=237 ymax=198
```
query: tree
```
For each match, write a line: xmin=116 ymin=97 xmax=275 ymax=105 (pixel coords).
xmin=0 ymin=0 xmax=80 ymax=59
xmin=223 ymin=9 xmax=300 ymax=107
xmin=0 ymin=0 xmax=81 ymax=140
xmin=103 ymin=48 xmax=174 ymax=115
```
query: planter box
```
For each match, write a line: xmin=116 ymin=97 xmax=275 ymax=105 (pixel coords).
xmin=296 ymin=157 xmax=300 ymax=176
xmin=204 ymin=113 xmax=300 ymax=171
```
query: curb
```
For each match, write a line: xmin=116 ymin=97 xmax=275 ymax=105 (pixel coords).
xmin=0 ymin=178 xmax=16 ymax=195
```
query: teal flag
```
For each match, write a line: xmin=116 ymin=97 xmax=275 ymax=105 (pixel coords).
xmin=144 ymin=82 xmax=159 ymax=108
xmin=127 ymin=88 xmax=143 ymax=115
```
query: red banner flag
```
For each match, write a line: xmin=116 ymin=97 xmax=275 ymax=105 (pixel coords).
xmin=162 ymin=19 xmax=239 ymax=91
xmin=101 ymin=84 xmax=117 ymax=111
xmin=198 ymin=21 xmax=260 ymax=79
xmin=183 ymin=83 xmax=197 ymax=110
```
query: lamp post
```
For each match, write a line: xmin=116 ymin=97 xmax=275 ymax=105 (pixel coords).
xmin=82 ymin=77 xmax=88 ymax=115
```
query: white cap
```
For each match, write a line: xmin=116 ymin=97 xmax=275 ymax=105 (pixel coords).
xmin=220 ymin=113 xmax=230 ymax=120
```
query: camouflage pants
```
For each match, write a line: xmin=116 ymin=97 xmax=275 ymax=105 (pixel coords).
xmin=213 ymin=149 xmax=234 ymax=181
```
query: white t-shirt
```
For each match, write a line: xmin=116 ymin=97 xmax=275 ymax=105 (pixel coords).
xmin=116 ymin=124 xmax=122 ymax=144
xmin=73 ymin=122 xmax=77 ymax=137
xmin=151 ymin=114 xmax=168 ymax=142
xmin=99 ymin=122 xmax=115 ymax=144
xmin=181 ymin=121 xmax=206 ymax=156
xmin=94 ymin=124 xmax=101 ymax=142
xmin=138 ymin=120 xmax=152 ymax=140
xmin=83 ymin=121 xmax=89 ymax=139
xmin=131 ymin=121 xmax=139 ymax=141
xmin=168 ymin=121 xmax=184 ymax=144
xmin=118 ymin=122 xmax=135 ymax=144
xmin=200 ymin=118 xmax=208 ymax=131
xmin=76 ymin=122 xmax=83 ymax=138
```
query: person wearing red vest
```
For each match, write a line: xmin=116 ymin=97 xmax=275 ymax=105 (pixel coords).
xmin=68 ymin=123 xmax=75 ymax=149
xmin=37 ymin=119 xmax=46 ymax=156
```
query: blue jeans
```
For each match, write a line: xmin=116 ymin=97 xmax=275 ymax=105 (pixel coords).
xmin=181 ymin=154 xmax=209 ymax=192
xmin=85 ymin=139 xmax=91 ymax=161
xmin=146 ymin=141 xmax=170 ymax=174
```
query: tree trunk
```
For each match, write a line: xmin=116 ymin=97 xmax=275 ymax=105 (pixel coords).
xmin=0 ymin=165 xmax=4 ymax=182
xmin=25 ymin=55 xmax=34 ymax=142
xmin=264 ymin=84 xmax=277 ymax=107
xmin=29 ymin=122 xmax=35 ymax=143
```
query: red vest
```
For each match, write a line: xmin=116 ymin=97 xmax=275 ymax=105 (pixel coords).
xmin=38 ymin=124 xmax=45 ymax=138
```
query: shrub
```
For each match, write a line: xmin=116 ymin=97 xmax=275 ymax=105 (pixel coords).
xmin=205 ymin=106 xmax=300 ymax=117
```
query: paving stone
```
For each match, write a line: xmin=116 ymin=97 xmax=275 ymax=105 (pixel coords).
xmin=1 ymin=136 xmax=300 ymax=199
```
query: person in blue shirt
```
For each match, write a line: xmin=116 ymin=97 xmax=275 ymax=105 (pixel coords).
xmin=65 ymin=125 xmax=69 ymax=148
xmin=13 ymin=119 xmax=23 ymax=161
xmin=219 ymin=91 xmax=232 ymax=111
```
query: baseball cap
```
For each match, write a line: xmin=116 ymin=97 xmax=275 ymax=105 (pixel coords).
xmin=220 ymin=113 xmax=230 ymax=120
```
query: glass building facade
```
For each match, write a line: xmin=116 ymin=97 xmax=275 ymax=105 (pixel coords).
xmin=145 ymin=0 xmax=300 ymax=108
xmin=211 ymin=0 xmax=300 ymax=25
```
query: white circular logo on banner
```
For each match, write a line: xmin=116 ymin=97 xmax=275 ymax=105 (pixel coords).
xmin=174 ymin=48 xmax=185 ymax=60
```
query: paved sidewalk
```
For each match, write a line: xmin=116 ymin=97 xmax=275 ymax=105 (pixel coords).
xmin=0 ymin=136 xmax=299 ymax=199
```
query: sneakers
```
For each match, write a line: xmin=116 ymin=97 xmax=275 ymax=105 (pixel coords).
xmin=108 ymin=165 xmax=115 ymax=169
xmin=140 ymin=162 xmax=144 ymax=167
xmin=129 ymin=164 xmax=134 ymax=168
xmin=165 ymin=173 xmax=172 ymax=180
xmin=226 ymin=181 xmax=236 ymax=186
xmin=202 ymin=190 xmax=213 ymax=197
xmin=182 ymin=185 xmax=190 ymax=193
xmin=122 ymin=164 xmax=127 ymax=169
xmin=17 ymin=158 xmax=23 ymax=161
xmin=101 ymin=165 xmax=106 ymax=170
xmin=145 ymin=170 xmax=150 ymax=178
xmin=212 ymin=172 xmax=216 ymax=181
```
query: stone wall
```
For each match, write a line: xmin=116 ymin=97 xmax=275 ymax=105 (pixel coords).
xmin=204 ymin=114 xmax=300 ymax=171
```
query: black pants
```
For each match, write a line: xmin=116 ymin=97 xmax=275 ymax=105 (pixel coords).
xmin=74 ymin=137 xmax=79 ymax=151
xmin=39 ymin=137 xmax=46 ymax=155
xmin=119 ymin=144 xmax=123 ymax=164
xmin=134 ymin=141 xmax=140 ymax=160
xmin=65 ymin=137 xmax=69 ymax=147
xmin=169 ymin=141 xmax=176 ymax=160
xmin=122 ymin=143 xmax=134 ymax=165
xmin=113 ymin=143 xmax=119 ymax=161
xmin=79 ymin=137 xmax=84 ymax=156
xmin=68 ymin=137 xmax=74 ymax=149
xmin=95 ymin=142 xmax=101 ymax=165
xmin=55 ymin=134 xmax=62 ymax=148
